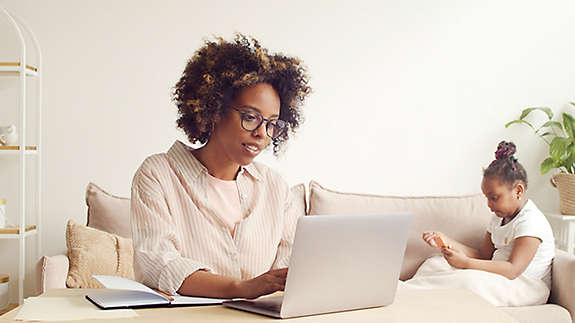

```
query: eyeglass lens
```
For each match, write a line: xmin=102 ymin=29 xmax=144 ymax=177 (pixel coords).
xmin=240 ymin=110 xmax=286 ymax=139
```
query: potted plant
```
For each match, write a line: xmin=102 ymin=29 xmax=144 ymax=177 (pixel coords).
xmin=506 ymin=102 xmax=575 ymax=214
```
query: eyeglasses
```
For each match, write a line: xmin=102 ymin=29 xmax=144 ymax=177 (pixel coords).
xmin=232 ymin=107 xmax=287 ymax=140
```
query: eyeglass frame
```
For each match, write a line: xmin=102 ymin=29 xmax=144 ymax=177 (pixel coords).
xmin=231 ymin=106 xmax=288 ymax=140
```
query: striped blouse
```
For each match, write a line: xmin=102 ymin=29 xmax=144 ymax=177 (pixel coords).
xmin=131 ymin=140 xmax=300 ymax=295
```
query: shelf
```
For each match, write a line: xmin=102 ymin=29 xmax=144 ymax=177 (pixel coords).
xmin=0 ymin=303 xmax=18 ymax=316
xmin=0 ymin=62 xmax=38 ymax=76
xmin=0 ymin=225 xmax=37 ymax=240
xmin=0 ymin=146 xmax=37 ymax=150
xmin=0 ymin=146 xmax=38 ymax=155
xmin=0 ymin=225 xmax=36 ymax=234
xmin=1 ymin=7 xmax=43 ymax=306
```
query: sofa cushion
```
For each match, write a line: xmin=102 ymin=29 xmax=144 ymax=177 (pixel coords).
xmin=500 ymin=304 xmax=572 ymax=323
xmin=86 ymin=182 xmax=131 ymax=238
xmin=308 ymin=180 xmax=492 ymax=280
xmin=66 ymin=220 xmax=135 ymax=288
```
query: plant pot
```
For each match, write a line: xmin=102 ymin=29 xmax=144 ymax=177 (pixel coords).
xmin=551 ymin=173 xmax=575 ymax=214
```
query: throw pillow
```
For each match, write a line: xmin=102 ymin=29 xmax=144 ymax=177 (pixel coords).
xmin=66 ymin=220 xmax=135 ymax=288
xmin=86 ymin=182 xmax=131 ymax=238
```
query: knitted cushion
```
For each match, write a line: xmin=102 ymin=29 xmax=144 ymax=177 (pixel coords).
xmin=66 ymin=220 xmax=134 ymax=288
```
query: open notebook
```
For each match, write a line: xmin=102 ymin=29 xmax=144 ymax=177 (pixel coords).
xmin=86 ymin=275 xmax=227 ymax=309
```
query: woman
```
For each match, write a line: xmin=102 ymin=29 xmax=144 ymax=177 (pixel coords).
xmin=131 ymin=34 xmax=311 ymax=299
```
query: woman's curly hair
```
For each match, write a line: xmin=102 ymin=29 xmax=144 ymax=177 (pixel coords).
xmin=172 ymin=34 xmax=311 ymax=154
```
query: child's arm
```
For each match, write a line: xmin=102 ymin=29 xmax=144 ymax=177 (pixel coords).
xmin=478 ymin=232 xmax=496 ymax=260
xmin=442 ymin=236 xmax=541 ymax=279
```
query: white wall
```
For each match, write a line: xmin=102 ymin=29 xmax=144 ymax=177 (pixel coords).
xmin=1 ymin=0 xmax=574 ymax=298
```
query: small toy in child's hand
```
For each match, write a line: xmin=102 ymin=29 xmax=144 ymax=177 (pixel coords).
xmin=433 ymin=236 xmax=449 ymax=249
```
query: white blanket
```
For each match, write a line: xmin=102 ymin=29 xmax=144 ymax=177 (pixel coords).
xmin=401 ymin=256 xmax=549 ymax=307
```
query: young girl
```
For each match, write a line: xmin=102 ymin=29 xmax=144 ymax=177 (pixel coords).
xmin=403 ymin=141 xmax=555 ymax=306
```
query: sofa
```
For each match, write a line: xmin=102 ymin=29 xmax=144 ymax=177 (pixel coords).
xmin=40 ymin=181 xmax=575 ymax=323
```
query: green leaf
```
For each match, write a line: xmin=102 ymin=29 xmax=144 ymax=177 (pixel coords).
xmin=505 ymin=119 xmax=535 ymax=130
xmin=520 ymin=107 xmax=553 ymax=120
xmin=541 ymin=121 xmax=563 ymax=132
xmin=564 ymin=154 xmax=575 ymax=175
xmin=539 ymin=132 xmax=553 ymax=137
xmin=570 ymin=102 xmax=575 ymax=108
xmin=541 ymin=157 xmax=555 ymax=175
xmin=550 ymin=137 xmax=572 ymax=162
xmin=563 ymin=113 xmax=575 ymax=140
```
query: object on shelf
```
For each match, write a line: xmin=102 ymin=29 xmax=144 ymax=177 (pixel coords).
xmin=551 ymin=174 xmax=575 ymax=215
xmin=0 ymin=275 xmax=8 ymax=311
xmin=0 ymin=125 xmax=17 ymax=146
xmin=0 ymin=225 xmax=36 ymax=234
xmin=0 ymin=199 xmax=5 ymax=228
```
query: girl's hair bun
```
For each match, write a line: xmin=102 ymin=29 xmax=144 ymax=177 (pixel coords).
xmin=484 ymin=140 xmax=527 ymax=187
xmin=495 ymin=141 xmax=517 ymax=161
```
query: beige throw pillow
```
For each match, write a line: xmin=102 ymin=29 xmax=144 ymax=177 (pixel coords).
xmin=66 ymin=220 xmax=135 ymax=288
xmin=86 ymin=182 xmax=131 ymax=238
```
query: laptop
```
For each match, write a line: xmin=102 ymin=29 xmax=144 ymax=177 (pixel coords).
xmin=223 ymin=213 xmax=411 ymax=319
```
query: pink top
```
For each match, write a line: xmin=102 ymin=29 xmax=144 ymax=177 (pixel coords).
xmin=204 ymin=174 xmax=242 ymax=237
xmin=131 ymin=141 xmax=301 ymax=295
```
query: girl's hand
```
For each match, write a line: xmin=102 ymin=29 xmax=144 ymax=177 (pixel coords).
xmin=422 ymin=231 xmax=452 ymax=249
xmin=441 ymin=247 xmax=470 ymax=269
xmin=236 ymin=268 xmax=287 ymax=299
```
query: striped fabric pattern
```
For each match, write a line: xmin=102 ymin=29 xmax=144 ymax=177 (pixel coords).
xmin=131 ymin=140 xmax=300 ymax=295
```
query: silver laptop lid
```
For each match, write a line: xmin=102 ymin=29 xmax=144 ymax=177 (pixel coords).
xmin=280 ymin=213 xmax=411 ymax=318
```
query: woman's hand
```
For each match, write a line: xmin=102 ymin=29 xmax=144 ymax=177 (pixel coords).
xmin=441 ymin=247 xmax=470 ymax=269
xmin=236 ymin=268 xmax=288 ymax=299
xmin=422 ymin=231 xmax=452 ymax=249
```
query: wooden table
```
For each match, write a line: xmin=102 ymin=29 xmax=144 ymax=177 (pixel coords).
xmin=0 ymin=288 xmax=518 ymax=323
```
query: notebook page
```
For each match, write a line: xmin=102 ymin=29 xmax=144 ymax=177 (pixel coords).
xmin=92 ymin=275 xmax=168 ymax=300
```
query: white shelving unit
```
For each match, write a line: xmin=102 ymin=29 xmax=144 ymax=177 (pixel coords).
xmin=0 ymin=7 xmax=42 ymax=305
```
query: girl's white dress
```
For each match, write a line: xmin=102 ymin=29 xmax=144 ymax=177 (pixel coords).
xmin=402 ymin=200 xmax=555 ymax=307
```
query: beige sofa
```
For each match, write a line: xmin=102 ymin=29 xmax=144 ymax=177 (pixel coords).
xmin=40 ymin=181 xmax=575 ymax=323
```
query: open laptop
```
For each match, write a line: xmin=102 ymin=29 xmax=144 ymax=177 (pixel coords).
xmin=223 ymin=213 xmax=411 ymax=319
